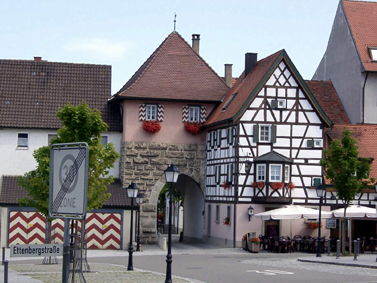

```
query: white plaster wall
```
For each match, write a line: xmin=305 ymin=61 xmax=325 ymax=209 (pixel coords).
xmin=0 ymin=128 xmax=121 ymax=178
xmin=0 ymin=207 xmax=8 ymax=248
xmin=364 ymin=73 xmax=377 ymax=123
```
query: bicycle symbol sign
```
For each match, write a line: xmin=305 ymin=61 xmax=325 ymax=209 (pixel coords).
xmin=49 ymin=143 xmax=89 ymax=220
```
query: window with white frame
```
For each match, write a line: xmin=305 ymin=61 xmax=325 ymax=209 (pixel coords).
xmin=100 ymin=136 xmax=108 ymax=146
xmin=269 ymin=164 xmax=282 ymax=182
xmin=146 ymin=104 xmax=157 ymax=121
xmin=216 ymin=205 xmax=220 ymax=223
xmin=48 ymin=134 xmax=58 ymax=145
xmin=18 ymin=133 xmax=28 ymax=148
xmin=260 ymin=125 xmax=271 ymax=142
xmin=189 ymin=106 xmax=200 ymax=122
xmin=256 ymin=164 xmax=266 ymax=181
xmin=284 ymin=165 xmax=290 ymax=182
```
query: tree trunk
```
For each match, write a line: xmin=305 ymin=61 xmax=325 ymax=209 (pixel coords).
xmin=341 ymin=219 xmax=346 ymax=255
xmin=348 ymin=219 xmax=352 ymax=255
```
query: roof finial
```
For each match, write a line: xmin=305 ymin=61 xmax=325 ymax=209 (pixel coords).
xmin=174 ymin=13 xmax=177 ymax=31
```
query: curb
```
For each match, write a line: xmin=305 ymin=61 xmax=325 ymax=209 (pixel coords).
xmin=298 ymin=258 xmax=377 ymax=269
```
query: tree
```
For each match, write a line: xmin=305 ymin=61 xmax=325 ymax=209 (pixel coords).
xmin=320 ymin=127 xmax=374 ymax=254
xmin=18 ymin=102 xmax=120 ymax=240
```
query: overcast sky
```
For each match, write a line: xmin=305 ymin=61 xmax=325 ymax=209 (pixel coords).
xmin=0 ymin=0 xmax=341 ymax=95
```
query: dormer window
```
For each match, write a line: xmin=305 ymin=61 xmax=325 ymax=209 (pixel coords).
xmin=369 ymin=47 xmax=377 ymax=61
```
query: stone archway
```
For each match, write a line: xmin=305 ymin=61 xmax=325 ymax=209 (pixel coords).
xmin=120 ymin=141 xmax=206 ymax=244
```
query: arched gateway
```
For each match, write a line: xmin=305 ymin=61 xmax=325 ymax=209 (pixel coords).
xmin=120 ymin=141 xmax=206 ymax=244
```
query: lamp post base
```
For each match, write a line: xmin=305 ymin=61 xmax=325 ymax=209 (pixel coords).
xmin=165 ymin=253 xmax=172 ymax=283
xmin=127 ymin=245 xmax=134 ymax=271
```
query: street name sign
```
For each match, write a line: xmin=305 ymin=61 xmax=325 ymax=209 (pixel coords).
xmin=49 ymin=142 xmax=89 ymax=219
xmin=10 ymin=244 xmax=63 ymax=257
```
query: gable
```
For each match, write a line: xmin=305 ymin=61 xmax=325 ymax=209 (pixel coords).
xmin=238 ymin=59 xmax=331 ymax=127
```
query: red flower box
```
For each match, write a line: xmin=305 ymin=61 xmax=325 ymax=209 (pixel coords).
xmin=184 ymin=122 xmax=202 ymax=135
xmin=143 ymin=120 xmax=161 ymax=134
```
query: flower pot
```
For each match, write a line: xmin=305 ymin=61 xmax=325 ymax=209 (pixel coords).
xmin=248 ymin=242 xmax=260 ymax=253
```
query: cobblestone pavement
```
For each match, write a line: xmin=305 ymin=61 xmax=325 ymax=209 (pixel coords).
xmin=8 ymin=263 xmax=199 ymax=283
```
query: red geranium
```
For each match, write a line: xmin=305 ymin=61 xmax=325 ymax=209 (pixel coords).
xmin=184 ymin=122 xmax=202 ymax=135
xmin=270 ymin=182 xmax=284 ymax=190
xmin=143 ymin=120 xmax=161 ymax=134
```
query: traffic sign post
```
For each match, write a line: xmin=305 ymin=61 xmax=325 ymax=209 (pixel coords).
xmin=49 ymin=142 xmax=89 ymax=220
xmin=49 ymin=142 xmax=89 ymax=283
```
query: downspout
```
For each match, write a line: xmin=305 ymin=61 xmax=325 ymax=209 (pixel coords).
xmin=362 ymin=72 xmax=369 ymax=124
xmin=233 ymin=122 xmax=239 ymax=248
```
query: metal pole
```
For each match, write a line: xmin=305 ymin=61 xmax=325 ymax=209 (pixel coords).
xmin=327 ymin=237 xmax=331 ymax=256
xmin=165 ymin=183 xmax=173 ymax=283
xmin=127 ymin=198 xmax=134 ymax=271
xmin=316 ymin=196 xmax=322 ymax=257
xmin=353 ymin=240 xmax=357 ymax=260
xmin=62 ymin=218 xmax=70 ymax=283
xmin=357 ymin=238 xmax=360 ymax=255
xmin=336 ymin=239 xmax=340 ymax=259
xmin=4 ymin=260 xmax=8 ymax=283
xmin=2 ymin=247 xmax=5 ymax=265
xmin=137 ymin=206 xmax=141 ymax=252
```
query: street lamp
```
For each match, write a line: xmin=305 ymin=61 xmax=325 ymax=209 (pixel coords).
xmin=316 ymin=184 xmax=326 ymax=257
xmin=126 ymin=182 xmax=139 ymax=271
xmin=136 ymin=193 xmax=144 ymax=252
xmin=164 ymin=164 xmax=180 ymax=283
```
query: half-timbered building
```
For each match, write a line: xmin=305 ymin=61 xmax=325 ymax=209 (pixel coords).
xmin=203 ymin=50 xmax=338 ymax=247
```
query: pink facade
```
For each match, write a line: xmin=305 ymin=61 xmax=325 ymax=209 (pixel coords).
xmin=122 ymin=100 xmax=216 ymax=144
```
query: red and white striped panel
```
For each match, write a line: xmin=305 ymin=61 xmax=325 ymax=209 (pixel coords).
xmin=51 ymin=218 xmax=64 ymax=244
xmin=85 ymin=213 xmax=121 ymax=249
xmin=8 ymin=211 xmax=46 ymax=246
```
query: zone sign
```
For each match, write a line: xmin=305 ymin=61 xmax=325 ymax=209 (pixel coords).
xmin=49 ymin=142 xmax=89 ymax=219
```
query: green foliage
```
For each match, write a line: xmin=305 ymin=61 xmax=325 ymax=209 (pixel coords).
xmin=320 ymin=128 xmax=375 ymax=205
xmin=18 ymin=102 xmax=120 ymax=220
xmin=158 ymin=184 xmax=183 ymax=214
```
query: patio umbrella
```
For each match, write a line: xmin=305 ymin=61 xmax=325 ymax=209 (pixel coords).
xmin=254 ymin=205 xmax=332 ymax=220
xmin=331 ymin=205 xmax=377 ymax=218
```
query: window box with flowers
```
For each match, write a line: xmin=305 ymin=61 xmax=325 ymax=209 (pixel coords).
xmin=222 ymin=181 xmax=232 ymax=189
xmin=184 ymin=122 xmax=202 ymax=135
xmin=305 ymin=221 xmax=322 ymax=229
xmin=248 ymin=237 xmax=260 ymax=253
xmin=252 ymin=182 xmax=265 ymax=189
xmin=287 ymin=182 xmax=295 ymax=190
xmin=223 ymin=216 xmax=230 ymax=225
xmin=242 ymin=234 xmax=247 ymax=250
xmin=143 ymin=120 xmax=161 ymax=134
xmin=270 ymin=182 xmax=284 ymax=190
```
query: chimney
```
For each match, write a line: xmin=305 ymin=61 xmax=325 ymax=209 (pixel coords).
xmin=192 ymin=34 xmax=200 ymax=54
xmin=34 ymin=57 xmax=42 ymax=61
xmin=224 ymin=64 xmax=233 ymax=88
xmin=245 ymin=53 xmax=258 ymax=77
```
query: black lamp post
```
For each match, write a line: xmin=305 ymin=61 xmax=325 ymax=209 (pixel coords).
xmin=136 ymin=193 xmax=144 ymax=252
xmin=126 ymin=182 xmax=139 ymax=271
xmin=164 ymin=164 xmax=180 ymax=283
xmin=316 ymin=184 xmax=326 ymax=257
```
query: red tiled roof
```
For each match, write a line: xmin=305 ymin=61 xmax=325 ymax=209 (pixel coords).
xmin=205 ymin=50 xmax=283 ymax=126
xmin=205 ymin=50 xmax=332 ymax=127
xmin=114 ymin=32 xmax=229 ymax=102
xmin=305 ymin=80 xmax=350 ymax=125
xmin=342 ymin=0 xmax=377 ymax=72
xmin=0 ymin=59 xmax=121 ymax=131
xmin=0 ymin=176 xmax=132 ymax=207
xmin=326 ymin=125 xmax=377 ymax=179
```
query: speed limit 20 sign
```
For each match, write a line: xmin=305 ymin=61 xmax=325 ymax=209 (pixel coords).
xmin=49 ymin=142 xmax=89 ymax=219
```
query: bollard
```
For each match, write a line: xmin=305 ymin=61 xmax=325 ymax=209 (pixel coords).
xmin=4 ymin=260 xmax=8 ymax=283
xmin=327 ymin=238 xmax=331 ymax=256
xmin=336 ymin=239 xmax=340 ymax=259
xmin=357 ymin=238 xmax=360 ymax=255
xmin=353 ymin=240 xmax=357 ymax=260
xmin=2 ymin=247 xmax=5 ymax=265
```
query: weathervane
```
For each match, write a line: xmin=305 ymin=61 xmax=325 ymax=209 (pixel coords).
xmin=174 ymin=13 xmax=177 ymax=31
